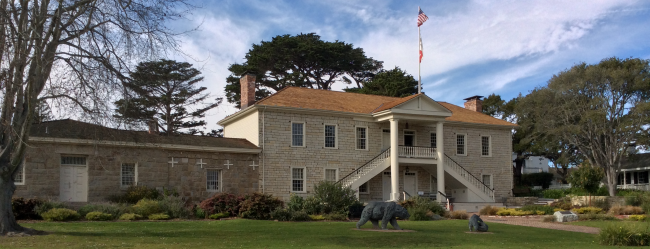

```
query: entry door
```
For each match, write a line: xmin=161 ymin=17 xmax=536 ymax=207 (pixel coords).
xmin=60 ymin=165 xmax=88 ymax=202
xmin=430 ymin=175 xmax=437 ymax=195
xmin=382 ymin=172 xmax=391 ymax=201
xmin=404 ymin=130 xmax=415 ymax=146
xmin=382 ymin=129 xmax=390 ymax=151
xmin=404 ymin=172 xmax=416 ymax=196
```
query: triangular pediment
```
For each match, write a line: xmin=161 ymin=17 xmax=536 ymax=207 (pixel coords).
xmin=389 ymin=95 xmax=452 ymax=116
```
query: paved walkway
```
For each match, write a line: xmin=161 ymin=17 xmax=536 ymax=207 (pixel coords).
xmin=481 ymin=216 xmax=601 ymax=234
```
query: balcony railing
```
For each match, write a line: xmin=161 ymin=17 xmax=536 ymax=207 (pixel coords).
xmin=618 ymin=184 xmax=650 ymax=191
xmin=398 ymin=146 xmax=437 ymax=159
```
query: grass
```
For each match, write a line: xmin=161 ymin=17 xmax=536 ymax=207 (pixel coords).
xmin=571 ymin=220 xmax=650 ymax=230
xmin=0 ymin=219 xmax=612 ymax=248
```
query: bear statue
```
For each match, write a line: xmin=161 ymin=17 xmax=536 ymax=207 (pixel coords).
xmin=468 ymin=214 xmax=489 ymax=232
xmin=356 ymin=202 xmax=410 ymax=230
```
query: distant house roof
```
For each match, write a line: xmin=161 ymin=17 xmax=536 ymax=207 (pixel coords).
xmin=248 ymin=87 xmax=516 ymax=127
xmin=621 ymin=153 xmax=650 ymax=171
xmin=29 ymin=119 xmax=259 ymax=151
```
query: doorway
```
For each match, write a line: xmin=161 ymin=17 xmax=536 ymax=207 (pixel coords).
xmin=382 ymin=129 xmax=390 ymax=151
xmin=404 ymin=130 xmax=415 ymax=147
xmin=382 ymin=172 xmax=391 ymax=201
xmin=60 ymin=156 xmax=88 ymax=202
xmin=404 ymin=171 xmax=417 ymax=196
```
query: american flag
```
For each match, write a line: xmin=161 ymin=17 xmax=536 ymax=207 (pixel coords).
xmin=417 ymin=7 xmax=428 ymax=27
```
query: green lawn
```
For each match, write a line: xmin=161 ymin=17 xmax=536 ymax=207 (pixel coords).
xmin=0 ymin=219 xmax=612 ymax=248
xmin=571 ymin=220 xmax=650 ymax=230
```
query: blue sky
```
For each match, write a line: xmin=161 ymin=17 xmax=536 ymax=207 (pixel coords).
xmin=169 ymin=0 xmax=650 ymax=131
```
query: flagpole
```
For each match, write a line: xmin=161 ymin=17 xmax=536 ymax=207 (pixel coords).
xmin=418 ymin=7 xmax=421 ymax=94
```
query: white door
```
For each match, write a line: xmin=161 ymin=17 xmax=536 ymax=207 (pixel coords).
xmin=404 ymin=172 xmax=416 ymax=196
xmin=430 ymin=176 xmax=437 ymax=195
xmin=60 ymin=165 xmax=88 ymax=202
xmin=382 ymin=129 xmax=390 ymax=151
xmin=382 ymin=172 xmax=391 ymax=201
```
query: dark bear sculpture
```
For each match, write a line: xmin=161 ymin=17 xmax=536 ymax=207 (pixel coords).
xmin=356 ymin=202 xmax=410 ymax=230
xmin=468 ymin=214 xmax=488 ymax=232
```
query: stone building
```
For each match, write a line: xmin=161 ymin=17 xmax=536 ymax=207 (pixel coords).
xmin=218 ymin=74 xmax=517 ymax=203
xmin=14 ymin=119 xmax=260 ymax=203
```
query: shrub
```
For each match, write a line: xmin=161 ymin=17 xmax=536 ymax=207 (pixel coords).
xmin=309 ymin=214 xmax=325 ymax=221
xmin=608 ymin=205 xmax=645 ymax=215
xmin=148 ymin=213 xmax=170 ymax=220
xmin=542 ymin=215 xmax=556 ymax=222
xmin=199 ymin=193 xmax=243 ymax=216
xmin=478 ymin=205 xmax=499 ymax=216
xmin=496 ymin=208 xmax=533 ymax=216
xmin=238 ymin=193 xmax=284 ymax=220
xmin=34 ymin=199 xmax=67 ymax=216
xmin=194 ymin=207 xmax=206 ymax=219
xmin=107 ymin=185 xmax=160 ymax=204
xmin=542 ymin=189 xmax=567 ymax=199
xmin=446 ymin=210 xmax=468 ymax=219
xmin=12 ymin=198 xmax=43 ymax=220
xmin=408 ymin=206 xmax=431 ymax=221
xmin=312 ymin=181 xmax=356 ymax=215
xmin=550 ymin=199 xmax=576 ymax=211
xmin=270 ymin=208 xmax=292 ymax=221
xmin=323 ymin=212 xmax=348 ymax=221
xmin=287 ymin=194 xmax=304 ymax=212
xmin=572 ymin=207 xmax=603 ymax=214
xmin=521 ymin=172 xmax=555 ymax=189
xmin=578 ymin=214 xmax=617 ymax=221
xmin=208 ymin=212 xmax=230 ymax=219
xmin=629 ymin=215 xmax=648 ymax=221
xmin=159 ymin=194 xmax=189 ymax=219
xmin=302 ymin=196 xmax=323 ymax=215
xmin=85 ymin=212 xmax=113 ymax=221
xmin=41 ymin=208 xmax=80 ymax=221
xmin=119 ymin=213 xmax=143 ymax=221
xmin=519 ymin=205 xmax=555 ymax=215
xmin=599 ymin=224 xmax=650 ymax=246
xmin=78 ymin=203 xmax=129 ymax=219
xmin=289 ymin=211 xmax=311 ymax=221
xmin=593 ymin=198 xmax=611 ymax=211
xmin=399 ymin=196 xmax=446 ymax=216
xmin=133 ymin=199 xmax=162 ymax=217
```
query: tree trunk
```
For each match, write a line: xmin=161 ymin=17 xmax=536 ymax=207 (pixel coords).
xmin=606 ymin=167 xmax=617 ymax=197
xmin=0 ymin=176 xmax=22 ymax=235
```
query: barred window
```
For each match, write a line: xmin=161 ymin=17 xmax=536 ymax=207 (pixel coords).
xmin=292 ymin=122 xmax=304 ymax=147
xmin=356 ymin=127 xmax=367 ymax=150
xmin=61 ymin=156 xmax=87 ymax=165
xmin=456 ymin=134 xmax=466 ymax=155
xmin=324 ymin=125 xmax=336 ymax=148
xmin=482 ymin=175 xmax=492 ymax=188
xmin=121 ymin=163 xmax=136 ymax=187
xmin=359 ymin=182 xmax=369 ymax=193
xmin=207 ymin=169 xmax=221 ymax=191
xmin=325 ymin=169 xmax=337 ymax=182
xmin=292 ymin=168 xmax=305 ymax=192
xmin=14 ymin=165 xmax=24 ymax=185
xmin=481 ymin=136 xmax=491 ymax=156
xmin=430 ymin=133 xmax=437 ymax=149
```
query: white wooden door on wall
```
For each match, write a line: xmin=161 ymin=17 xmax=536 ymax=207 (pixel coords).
xmin=404 ymin=172 xmax=416 ymax=196
xmin=382 ymin=172 xmax=391 ymax=201
xmin=382 ymin=129 xmax=390 ymax=151
xmin=60 ymin=165 xmax=88 ymax=202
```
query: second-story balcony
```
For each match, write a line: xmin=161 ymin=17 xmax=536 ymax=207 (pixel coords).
xmin=398 ymin=146 xmax=437 ymax=159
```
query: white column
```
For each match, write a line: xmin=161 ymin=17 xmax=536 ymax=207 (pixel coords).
xmin=390 ymin=118 xmax=400 ymax=201
xmin=436 ymin=121 xmax=446 ymax=203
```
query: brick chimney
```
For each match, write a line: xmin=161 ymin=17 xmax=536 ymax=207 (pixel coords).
xmin=240 ymin=73 xmax=256 ymax=109
xmin=463 ymin=95 xmax=484 ymax=112
xmin=147 ymin=120 xmax=159 ymax=134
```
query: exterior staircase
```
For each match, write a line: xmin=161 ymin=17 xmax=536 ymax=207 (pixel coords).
xmin=337 ymin=147 xmax=495 ymax=202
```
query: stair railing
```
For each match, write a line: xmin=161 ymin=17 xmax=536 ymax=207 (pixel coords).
xmin=337 ymin=148 xmax=391 ymax=187
xmin=443 ymin=154 xmax=495 ymax=200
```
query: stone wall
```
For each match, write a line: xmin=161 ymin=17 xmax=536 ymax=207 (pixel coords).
xmin=504 ymin=197 xmax=539 ymax=206
xmin=15 ymin=142 xmax=259 ymax=203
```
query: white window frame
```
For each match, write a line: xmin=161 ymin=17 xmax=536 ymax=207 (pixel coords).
xmin=323 ymin=124 xmax=338 ymax=149
xmin=430 ymin=132 xmax=437 ymax=149
xmin=291 ymin=167 xmax=307 ymax=193
xmin=481 ymin=174 xmax=493 ymax=189
xmin=456 ymin=133 xmax=467 ymax=156
xmin=403 ymin=129 xmax=417 ymax=147
xmin=120 ymin=162 xmax=138 ymax=188
xmin=14 ymin=160 xmax=25 ymax=186
xmin=359 ymin=181 xmax=369 ymax=194
xmin=481 ymin=135 xmax=492 ymax=157
xmin=355 ymin=126 xmax=368 ymax=150
xmin=324 ymin=168 xmax=339 ymax=182
xmin=291 ymin=121 xmax=306 ymax=147
xmin=206 ymin=169 xmax=222 ymax=192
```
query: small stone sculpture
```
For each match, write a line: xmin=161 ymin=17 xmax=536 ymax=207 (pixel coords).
xmin=468 ymin=214 xmax=488 ymax=232
xmin=356 ymin=202 xmax=410 ymax=230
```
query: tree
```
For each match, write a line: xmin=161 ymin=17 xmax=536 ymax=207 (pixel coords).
xmin=114 ymin=60 xmax=221 ymax=135
xmin=224 ymin=33 xmax=380 ymax=107
xmin=520 ymin=57 xmax=650 ymax=196
xmin=568 ymin=163 xmax=605 ymax=206
xmin=0 ymin=0 xmax=191 ymax=234
xmin=343 ymin=67 xmax=417 ymax=97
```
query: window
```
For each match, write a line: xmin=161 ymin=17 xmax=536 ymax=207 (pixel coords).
xmin=325 ymin=168 xmax=338 ymax=182
xmin=404 ymin=130 xmax=415 ymax=146
xmin=481 ymin=136 xmax=491 ymax=156
xmin=207 ymin=169 xmax=221 ymax=191
xmin=430 ymin=132 xmax=437 ymax=149
xmin=356 ymin=127 xmax=367 ymax=150
xmin=324 ymin=124 xmax=337 ymax=148
xmin=61 ymin=156 xmax=87 ymax=165
xmin=359 ymin=182 xmax=369 ymax=194
xmin=292 ymin=168 xmax=306 ymax=192
xmin=482 ymin=175 xmax=492 ymax=188
xmin=121 ymin=163 xmax=137 ymax=187
xmin=291 ymin=122 xmax=305 ymax=147
xmin=14 ymin=164 xmax=24 ymax=185
xmin=456 ymin=134 xmax=466 ymax=155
